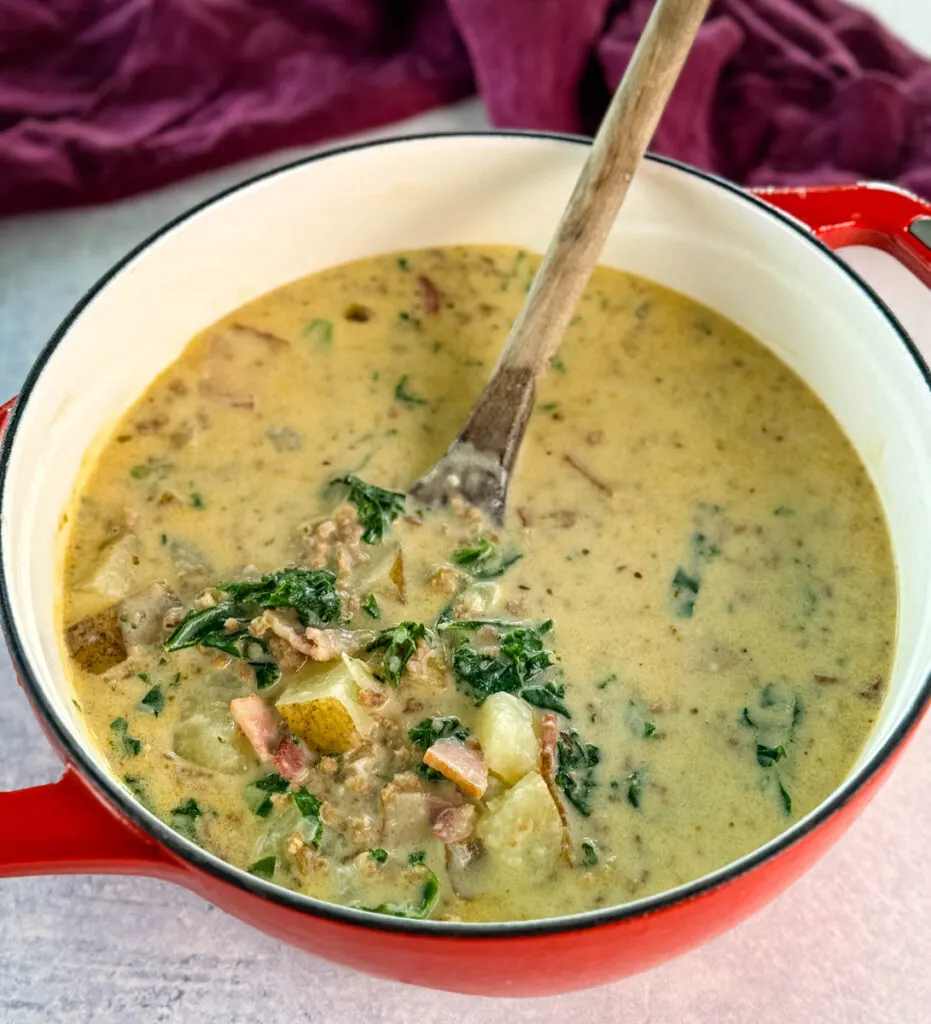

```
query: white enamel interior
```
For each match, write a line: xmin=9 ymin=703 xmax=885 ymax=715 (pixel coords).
xmin=4 ymin=135 xmax=930 ymax=824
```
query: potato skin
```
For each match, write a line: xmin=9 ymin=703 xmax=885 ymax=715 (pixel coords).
xmin=65 ymin=605 xmax=128 ymax=674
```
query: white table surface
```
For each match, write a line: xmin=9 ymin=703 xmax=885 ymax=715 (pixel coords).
xmin=2 ymin=5 xmax=931 ymax=1021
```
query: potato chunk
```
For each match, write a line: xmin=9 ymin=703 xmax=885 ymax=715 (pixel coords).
xmin=85 ymin=533 xmax=140 ymax=599
xmin=65 ymin=605 xmax=128 ymax=674
xmin=475 ymin=771 xmax=563 ymax=881
xmin=276 ymin=656 xmax=375 ymax=754
xmin=173 ymin=701 xmax=248 ymax=775
xmin=474 ymin=692 xmax=537 ymax=785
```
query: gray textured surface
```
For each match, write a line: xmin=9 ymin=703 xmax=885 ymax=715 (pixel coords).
xmin=2 ymin=94 xmax=931 ymax=1021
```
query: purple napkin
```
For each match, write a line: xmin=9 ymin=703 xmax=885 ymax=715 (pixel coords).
xmin=0 ymin=0 xmax=928 ymax=218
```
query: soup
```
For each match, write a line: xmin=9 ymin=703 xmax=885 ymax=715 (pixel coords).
xmin=59 ymin=246 xmax=896 ymax=922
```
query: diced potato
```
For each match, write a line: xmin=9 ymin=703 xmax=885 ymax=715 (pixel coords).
xmin=85 ymin=534 xmax=140 ymax=599
xmin=173 ymin=701 xmax=248 ymax=774
xmin=276 ymin=658 xmax=375 ymax=754
xmin=65 ymin=605 xmax=128 ymax=674
xmin=475 ymin=771 xmax=563 ymax=881
xmin=382 ymin=790 xmax=432 ymax=849
xmin=474 ymin=692 xmax=538 ymax=785
xmin=340 ymin=653 xmax=381 ymax=691
xmin=455 ymin=582 xmax=499 ymax=618
xmin=355 ymin=542 xmax=404 ymax=602
xmin=119 ymin=581 xmax=181 ymax=647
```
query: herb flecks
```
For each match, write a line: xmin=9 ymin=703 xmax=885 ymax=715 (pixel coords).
xmin=394 ymin=375 xmax=427 ymax=407
xmin=303 ymin=318 xmax=334 ymax=346
xmin=331 ymin=475 xmax=405 ymax=545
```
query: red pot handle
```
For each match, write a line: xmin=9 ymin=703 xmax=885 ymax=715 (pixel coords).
xmin=0 ymin=767 xmax=183 ymax=878
xmin=752 ymin=182 xmax=931 ymax=287
xmin=0 ymin=397 xmax=183 ymax=880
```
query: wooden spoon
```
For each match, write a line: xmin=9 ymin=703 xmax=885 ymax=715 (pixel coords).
xmin=410 ymin=0 xmax=712 ymax=524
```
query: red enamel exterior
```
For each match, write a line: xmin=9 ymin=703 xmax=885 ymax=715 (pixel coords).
xmin=1 ymin=179 xmax=929 ymax=996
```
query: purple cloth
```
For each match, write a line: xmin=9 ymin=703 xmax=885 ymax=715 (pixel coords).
xmin=0 ymin=0 xmax=929 ymax=217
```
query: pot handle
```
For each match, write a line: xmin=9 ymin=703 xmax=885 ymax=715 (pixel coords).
xmin=0 ymin=766 xmax=183 ymax=879
xmin=0 ymin=396 xmax=183 ymax=880
xmin=752 ymin=183 xmax=931 ymax=287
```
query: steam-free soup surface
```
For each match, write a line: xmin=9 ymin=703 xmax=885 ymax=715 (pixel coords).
xmin=60 ymin=246 xmax=895 ymax=922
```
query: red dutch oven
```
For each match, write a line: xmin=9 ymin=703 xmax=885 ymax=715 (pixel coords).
xmin=1 ymin=133 xmax=930 ymax=996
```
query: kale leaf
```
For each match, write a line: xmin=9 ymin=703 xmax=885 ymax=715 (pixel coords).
xmin=163 ymin=602 xmax=249 ymax=652
xmin=110 ymin=717 xmax=141 ymax=757
xmin=756 ymin=743 xmax=787 ymax=768
xmin=554 ymin=728 xmax=600 ymax=817
xmin=222 ymin=567 xmax=341 ymax=627
xmin=292 ymin=787 xmax=323 ymax=845
xmin=331 ymin=474 xmax=406 ymax=544
xmin=366 ymin=621 xmax=427 ymax=686
xmin=138 ymin=685 xmax=165 ymax=717
xmin=408 ymin=716 xmax=469 ymax=749
xmin=450 ymin=536 xmax=523 ymax=580
xmin=519 ymin=681 xmax=570 ymax=717
xmin=626 ymin=767 xmax=646 ymax=809
xmin=248 ymin=856 xmax=276 ymax=880
xmin=360 ymin=867 xmax=440 ymax=920
xmin=170 ymin=798 xmax=202 ymax=843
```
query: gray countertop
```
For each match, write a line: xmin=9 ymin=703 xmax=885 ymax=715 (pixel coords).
xmin=2 ymin=91 xmax=931 ymax=1022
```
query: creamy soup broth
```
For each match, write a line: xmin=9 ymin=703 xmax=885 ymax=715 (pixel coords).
xmin=60 ymin=245 xmax=896 ymax=922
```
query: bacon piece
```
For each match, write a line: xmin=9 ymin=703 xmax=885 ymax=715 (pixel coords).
xmin=539 ymin=712 xmax=572 ymax=859
xmin=256 ymin=609 xmax=319 ymax=656
xmin=430 ymin=803 xmax=476 ymax=844
xmin=417 ymin=274 xmax=442 ymax=315
xmin=274 ymin=736 xmax=310 ymax=782
xmin=230 ymin=695 xmax=284 ymax=763
xmin=423 ymin=739 xmax=488 ymax=799
xmin=540 ymin=712 xmax=559 ymax=783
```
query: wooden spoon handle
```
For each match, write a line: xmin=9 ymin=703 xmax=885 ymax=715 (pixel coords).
xmin=466 ymin=0 xmax=712 ymax=408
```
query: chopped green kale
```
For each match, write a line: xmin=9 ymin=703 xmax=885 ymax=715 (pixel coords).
xmin=670 ymin=567 xmax=700 ymax=618
xmin=367 ymin=621 xmax=427 ymax=686
xmin=756 ymin=743 xmax=787 ymax=768
xmin=170 ymin=798 xmax=202 ymax=843
xmin=408 ymin=716 xmax=469 ymax=749
xmin=222 ymin=567 xmax=341 ymax=626
xmin=362 ymin=594 xmax=381 ymax=620
xmin=248 ymin=856 xmax=276 ymax=880
xmin=292 ymin=787 xmax=323 ymax=845
xmin=360 ymin=867 xmax=440 ymax=919
xmin=110 ymin=717 xmax=141 ymax=757
xmin=331 ymin=474 xmax=406 ymax=544
xmin=626 ymin=767 xmax=646 ymax=809
xmin=555 ymin=727 xmax=600 ymax=817
xmin=138 ymin=685 xmax=165 ymax=717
